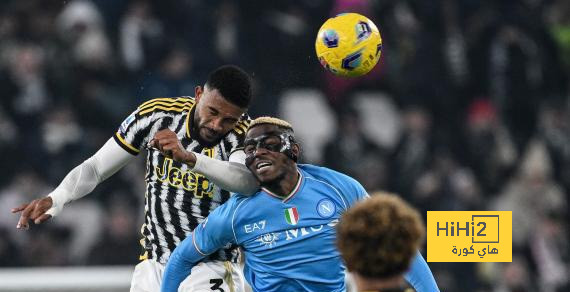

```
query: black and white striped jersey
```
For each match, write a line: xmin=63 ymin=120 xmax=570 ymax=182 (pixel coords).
xmin=113 ymin=96 xmax=251 ymax=264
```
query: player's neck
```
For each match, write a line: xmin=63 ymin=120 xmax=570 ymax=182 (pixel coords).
xmin=354 ymin=273 xmax=406 ymax=292
xmin=263 ymin=166 xmax=299 ymax=198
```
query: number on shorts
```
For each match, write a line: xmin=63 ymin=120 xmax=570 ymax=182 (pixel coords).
xmin=209 ymin=278 xmax=224 ymax=292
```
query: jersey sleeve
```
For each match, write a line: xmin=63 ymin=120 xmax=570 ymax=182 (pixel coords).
xmin=306 ymin=165 xmax=369 ymax=210
xmin=192 ymin=196 xmax=239 ymax=254
xmin=114 ymin=97 xmax=192 ymax=155
xmin=404 ymin=251 xmax=440 ymax=292
xmin=333 ymin=172 xmax=368 ymax=209
xmin=113 ymin=102 xmax=156 ymax=155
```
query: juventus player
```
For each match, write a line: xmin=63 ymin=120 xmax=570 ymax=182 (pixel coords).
xmin=12 ymin=65 xmax=259 ymax=292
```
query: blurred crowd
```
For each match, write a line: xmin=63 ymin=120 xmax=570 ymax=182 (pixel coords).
xmin=0 ymin=0 xmax=568 ymax=292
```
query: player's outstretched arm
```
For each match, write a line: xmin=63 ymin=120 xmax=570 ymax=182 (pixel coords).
xmin=404 ymin=251 xmax=440 ymax=292
xmin=11 ymin=138 xmax=135 ymax=229
xmin=161 ymin=232 xmax=206 ymax=292
xmin=162 ymin=197 xmax=238 ymax=292
xmin=151 ymin=129 xmax=259 ymax=195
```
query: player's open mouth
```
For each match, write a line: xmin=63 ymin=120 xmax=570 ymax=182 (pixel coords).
xmin=256 ymin=161 xmax=272 ymax=170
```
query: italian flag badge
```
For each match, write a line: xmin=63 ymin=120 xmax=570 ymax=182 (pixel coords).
xmin=284 ymin=207 xmax=300 ymax=225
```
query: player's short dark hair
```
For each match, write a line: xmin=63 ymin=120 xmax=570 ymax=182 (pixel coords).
xmin=337 ymin=193 xmax=424 ymax=279
xmin=205 ymin=65 xmax=252 ymax=108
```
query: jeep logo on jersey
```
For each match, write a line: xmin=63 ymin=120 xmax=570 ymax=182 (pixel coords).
xmin=155 ymin=157 xmax=215 ymax=198
xmin=284 ymin=207 xmax=299 ymax=225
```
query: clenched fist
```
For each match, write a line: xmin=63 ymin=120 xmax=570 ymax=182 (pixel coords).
xmin=149 ymin=129 xmax=197 ymax=167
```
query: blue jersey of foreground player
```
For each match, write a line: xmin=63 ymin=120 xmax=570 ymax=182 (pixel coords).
xmin=162 ymin=164 xmax=439 ymax=292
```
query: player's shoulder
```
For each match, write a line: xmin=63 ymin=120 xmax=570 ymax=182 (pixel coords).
xmin=222 ymin=114 xmax=252 ymax=153
xmin=299 ymin=164 xmax=353 ymax=182
xmin=229 ymin=114 xmax=252 ymax=136
xmin=222 ymin=193 xmax=253 ymax=210
xmin=299 ymin=164 xmax=362 ymax=189
xmin=207 ymin=194 xmax=255 ymax=227
xmin=136 ymin=96 xmax=195 ymax=117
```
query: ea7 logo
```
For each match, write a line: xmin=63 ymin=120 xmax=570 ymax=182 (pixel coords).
xmin=244 ymin=220 xmax=266 ymax=233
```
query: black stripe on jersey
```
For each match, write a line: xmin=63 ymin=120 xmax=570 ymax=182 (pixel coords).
xmin=180 ymin=191 xmax=199 ymax=232
xmin=158 ymin=117 xmax=174 ymax=130
xmin=198 ymin=193 xmax=213 ymax=231
xmin=144 ymin=162 xmax=161 ymax=260
xmin=220 ymin=189 xmax=231 ymax=207
xmin=130 ymin=120 xmax=154 ymax=150
xmin=165 ymin=192 xmax=186 ymax=245
xmin=173 ymin=115 xmax=185 ymax=133
xmin=154 ymin=183 xmax=177 ymax=259
xmin=225 ymin=243 xmax=240 ymax=263
xmin=113 ymin=133 xmax=140 ymax=155
xmin=131 ymin=116 xmax=173 ymax=149
xmin=179 ymin=141 xmax=199 ymax=233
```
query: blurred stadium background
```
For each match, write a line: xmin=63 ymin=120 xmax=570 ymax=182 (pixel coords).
xmin=0 ymin=0 xmax=568 ymax=291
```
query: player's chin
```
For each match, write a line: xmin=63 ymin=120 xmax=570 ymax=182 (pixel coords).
xmin=198 ymin=130 xmax=223 ymax=147
xmin=254 ymin=167 xmax=277 ymax=183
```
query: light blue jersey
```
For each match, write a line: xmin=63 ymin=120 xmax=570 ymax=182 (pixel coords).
xmin=162 ymin=164 xmax=439 ymax=292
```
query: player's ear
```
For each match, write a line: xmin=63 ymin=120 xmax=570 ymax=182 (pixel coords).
xmin=195 ymin=86 xmax=203 ymax=102
xmin=291 ymin=143 xmax=301 ymax=161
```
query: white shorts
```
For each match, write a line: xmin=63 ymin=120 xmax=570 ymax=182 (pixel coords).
xmin=130 ymin=259 xmax=245 ymax=292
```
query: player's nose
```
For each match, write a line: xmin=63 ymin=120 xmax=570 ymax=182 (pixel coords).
xmin=253 ymin=146 xmax=270 ymax=157
xmin=208 ymin=118 xmax=224 ymax=132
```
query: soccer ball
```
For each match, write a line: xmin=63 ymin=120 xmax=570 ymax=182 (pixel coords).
xmin=315 ymin=13 xmax=382 ymax=77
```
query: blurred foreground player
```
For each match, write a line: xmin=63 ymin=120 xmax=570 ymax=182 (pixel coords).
xmin=12 ymin=65 xmax=260 ymax=292
xmin=338 ymin=193 xmax=427 ymax=292
xmin=161 ymin=117 xmax=439 ymax=292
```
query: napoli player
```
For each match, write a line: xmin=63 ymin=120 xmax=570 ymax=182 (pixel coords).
xmin=161 ymin=117 xmax=439 ymax=292
xmin=338 ymin=193 xmax=426 ymax=292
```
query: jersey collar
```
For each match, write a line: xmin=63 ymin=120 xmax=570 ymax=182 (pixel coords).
xmin=261 ymin=168 xmax=304 ymax=203
xmin=186 ymin=102 xmax=197 ymax=139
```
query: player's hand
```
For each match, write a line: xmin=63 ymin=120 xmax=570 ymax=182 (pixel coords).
xmin=11 ymin=196 xmax=53 ymax=230
xmin=149 ymin=129 xmax=197 ymax=166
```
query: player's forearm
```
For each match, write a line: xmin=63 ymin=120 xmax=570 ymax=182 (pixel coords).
xmin=404 ymin=251 xmax=439 ymax=292
xmin=161 ymin=233 xmax=204 ymax=292
xmin=192 ymin=152 xmax=259 ymax=195
xmin=47 ymin=138 xmax=134 ymax=216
